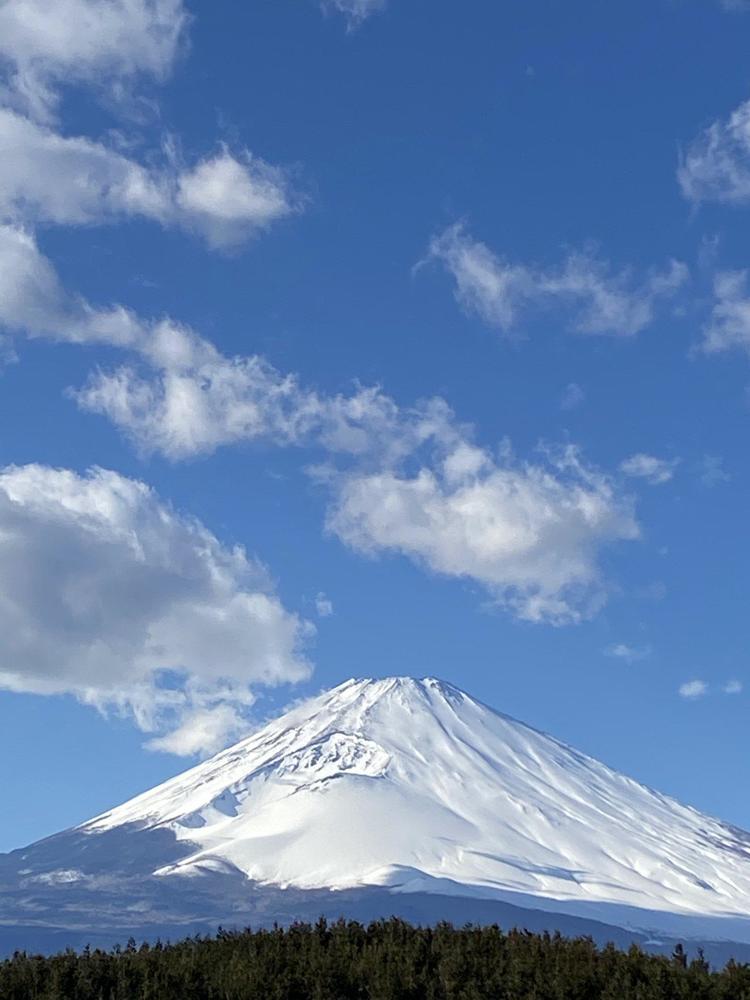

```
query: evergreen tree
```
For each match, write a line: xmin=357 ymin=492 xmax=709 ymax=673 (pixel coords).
xmin=1 ymin=918 xmax=749 ymax=999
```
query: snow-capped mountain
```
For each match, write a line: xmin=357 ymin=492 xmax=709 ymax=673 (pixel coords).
xmin=3 ymin=676 xmax=750 ymax=954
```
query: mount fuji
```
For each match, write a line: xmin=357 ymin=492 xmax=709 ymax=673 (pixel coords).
xmin=2 ymin=677 xmax=750 ymax=957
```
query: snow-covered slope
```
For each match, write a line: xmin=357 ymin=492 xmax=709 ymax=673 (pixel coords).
xmin=78 ymin=677 xmax=750 ymax=937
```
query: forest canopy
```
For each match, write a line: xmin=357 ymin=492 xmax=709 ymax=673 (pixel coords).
xmin=2 ymin=918 xmax=750 ymax=1000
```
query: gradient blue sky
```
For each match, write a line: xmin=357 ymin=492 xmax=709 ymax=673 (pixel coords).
xmin=1 ymin=0 xmax=750 ymax=853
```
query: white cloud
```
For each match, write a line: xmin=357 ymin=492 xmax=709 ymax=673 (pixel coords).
xmin=315 ymin=593 xmax=334 ymax=617
xmin=703 ymin=270 xmax=750 ymax=354
xmin=0 ymin=226 xmax=450 ymax=463
xmin=724 ymin=679 xmax=743 ymax=695
xmin=75 ymin=354 xmax=323 ymax=458
xmin=81 ymin=320 xmax=640 ymax=627
xmin=679 ymin=679 xmax=709 ymax=699
xmin=0 ymin=224 xmax=145 ymax=345
xmin=7 ymin=223 xmax=448 ymax=466
xmin=76 ymin=356 xmax=468 ymax=469
xmin=0 ymin=0 xmax=188 ymax=121
xmin=323 ymin=0 xmax=386 ymax=26
xmin=0 ymin=224 xmax=324 ymax=455
xmin=425 ymin=224 xmax=534 ymax=332
xmin=0 ymin=112 xmax=297 ymax=247
xmin=605 ymin=643 xmax=651 ymax=662
xmin=0 ymin=109 xmax=163 ymax=225
xmin=427 ymin=223 xmax=688 ymax=338
xmin=0 ymin=230 xmax=641 ymax=627
xmin=175 ymin=148 xmax=298 ymax=249
xmin=679 ymin=98 xmax=750 ymax=205
xmin=0 ymin=464 xmax=312 ymax=755
xmin=561 ymin=382 xmax=585 ymax=411
xmin=619 ymin=453 xmax=679 ymax=485
xmin=326 ymin=445 xmax=639 ymax=625
xmin=146 ymin=704 xmax=250 ymax=756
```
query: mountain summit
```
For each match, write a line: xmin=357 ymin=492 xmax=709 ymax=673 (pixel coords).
xmin=87 ymin=677 xmax=750 ymax=922
xmin=3 ymin=676 xmax=750 ymax=953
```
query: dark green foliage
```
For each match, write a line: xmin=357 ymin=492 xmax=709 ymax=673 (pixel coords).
xmin=0 ymin=918 xmax=748 ymax=1000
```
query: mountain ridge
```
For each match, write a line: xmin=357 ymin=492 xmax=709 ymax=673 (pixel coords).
xmin=78 ymin=676 xmax=750 ymax=918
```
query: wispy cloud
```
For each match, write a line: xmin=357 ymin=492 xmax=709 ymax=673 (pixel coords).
xmin=679 ymin=679 xmax=709 ymax=699
xmin=426 ymin=223 xmax=688 ymax=338
xmin=620 ymin=453 xmax=680 ymax=485
xmin=703 ymin=270 xmax=750 ymax=355
xmin=679 ymin=97 xmax=750 ymax=205
xmin=698 ymin=454 xmax=731 ymax=488
xmin=323 ymin=0 xmax=386 ymax=27
xmin=605 ymin=643 xmax=651 ymax=663
xmin=724 ymin=679 xmax=743 ymax=694
xmin=315 ymin=593 xmax=334 ymax=618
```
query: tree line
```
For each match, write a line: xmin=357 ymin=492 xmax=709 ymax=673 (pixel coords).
xmin=2 ymin=917 xmax=750 ymax=999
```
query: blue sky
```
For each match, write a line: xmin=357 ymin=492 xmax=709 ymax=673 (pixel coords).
xmin=1 ymin=0 xmax=750 ymax=853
